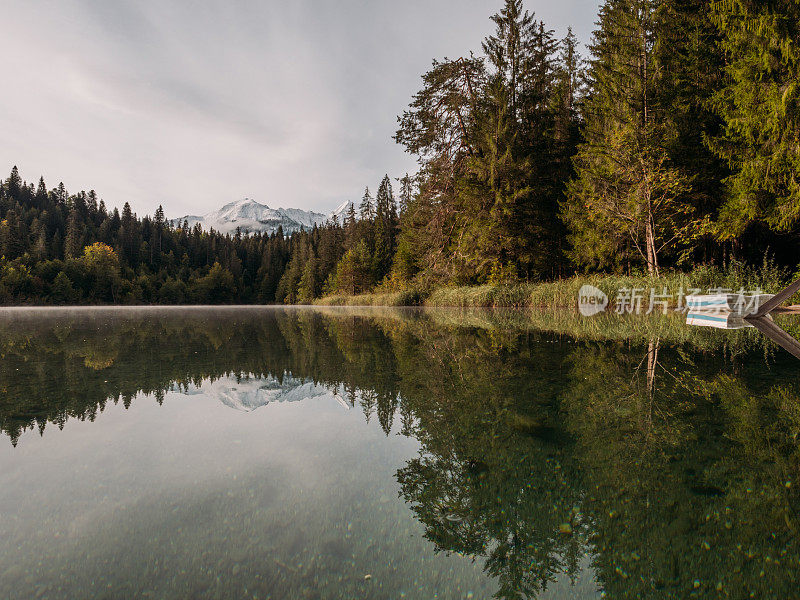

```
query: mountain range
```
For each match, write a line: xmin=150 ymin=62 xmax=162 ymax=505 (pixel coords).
xmin=171 ymin=198 xmax=354 ymax=236
xmin=173 ymin=373 xmax=350 ymax=412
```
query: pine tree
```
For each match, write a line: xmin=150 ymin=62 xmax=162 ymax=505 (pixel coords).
xmin=51 ymin=230 xmax=63 ymax=260
xmin=119 ymin=202 xmax=138 ymax=264
xmin=275 ymin=237 xmax=309 ymax=303
xmin=33 ymin=222 xmax=48 ymax=260
xmin=50 ymin=272 xmax=77 ymax=303
xmin=466 ymin=0 xmax=562 ymax=279
xmin=55 ymin=182 xmax=67 ymax=205
xmin=87 ymin=190 xmax=99 ymax=219
xmin=332 ymin=240 xmax=373 ymax=295
xmin=297 ymin=253 xmax=319 ymax=302
xmin=462 ymin=78 xmax=527 ymax=280
xmin=359 ymin=187 xmax=374 ymax=221
xmin=546 ymin=27 xmax=586 ymax=275
xmin=317 ymin=219 xmax=343 ymax=279
xmin=398 ymin=174 xmax=414 ymax=217
xmin=373 ymin=175 xmax=398 ymax=281
xmin=394 ymin=52 xmax=487 ymax=282
xmin=346 ymin=202 xmax=357 ymax=227
xmin=482 ymin=0 xmax=534 ymax=120
xmin=552 ymin=28 xmax=584 ymax=149
xmin=6 ymin=166 xmax=21 ymax=198
xmin=64 ymin=208 xmax=84 ymax=259
xmin=709 ymin=0 xmax=800 ymax=237
xmin=654 ymin=0 xmax=728 ymax=263
xmin=564 ymin=0 xmax=690 ymax=275
xmin=395 ymin=56 xmax=485 ymax=164
xmin=154 ymin=204 xmax=165 ymax=257
xmin=35 ymin=177 xmax=48 ymax=208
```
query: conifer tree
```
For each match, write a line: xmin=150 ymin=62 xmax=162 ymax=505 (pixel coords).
xmin=317 ymin=218 xmax=343 ymax=278
xmin=33 ymin=222 xmax=48 ymax=260
xmin=50 ymin=271 xmax=77 ymax=303
xmin=153 ymin=205 xmax=165 ymax=257
xmin=55 ymin=182 xmax=67 ymax=205
xmin=87 ymin=190 xmax=99 ymax=219
xmin=359 ymin=187 xmax=374 ymax=221
xmin=467 ymin=0 xmax=561 ymax=279
xmin=64 ymin=208 xmax=83 ymax=259
xmin=552 ymin=28 xmax=584 ymax=152
xmin=373 ymin=175 xmax=398 ymax=281
xmin=398 ymin=174 xmax=414 ymax=217
xmin=564 ymin=0 xmax=690 ymax=275
xmin=6 ymin=166 xmax=21 ymax=198
xmin=119 ymin=202 xmax=138 ymax=265
xmin=709 ymin=0 xmax=800 ymax=237
xmin=51 ymin=230 xmax=63 ymax=260
xmin=654 ymin=0 xmax=728 ymax=263
xmin=298 ymin=253 xmax=319 ymax=302
xmin=35 ymin=177 xmax=48 ymax=208
xmin=345 ymin=202 xmax=357 ymax=246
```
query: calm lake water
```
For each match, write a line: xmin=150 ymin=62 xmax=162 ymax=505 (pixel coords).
xmin=1 ymin=306 xmax=799 ymax=599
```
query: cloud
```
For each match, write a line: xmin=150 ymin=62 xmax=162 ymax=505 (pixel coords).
xmin=0 ymin=0 xmax=599 ymax=218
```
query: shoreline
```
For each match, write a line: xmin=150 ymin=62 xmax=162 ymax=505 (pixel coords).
xmin=2 ymin=268 xmax=795 ymax=310
xmin=315 ymin=270 xmax=797 ymax=310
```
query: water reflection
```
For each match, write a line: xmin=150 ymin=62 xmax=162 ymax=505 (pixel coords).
xmin=1 ymin=306 xmax=799 ymax=598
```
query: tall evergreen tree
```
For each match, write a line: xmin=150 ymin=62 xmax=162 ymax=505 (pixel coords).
xmin=564 ymin=0 xmax=690 ymax=275
xmin=359 ymin=187 xmax=375 ymax=221
xmin=119 ymin=202 xmax=138 ymax=265
xmin=6 ymin=166 xmax=21 ymax=198
xmin=373 ymin=175 xmax=398 ymax=281
xmin=482 ymin=0 xmax=534 ymax=119
xmin=397 ymin=174 xmax=414 ymax=217
xmin=35 ymin=177 xmax=48 ymax=209
xmin=709 ymin=0 xmax=800 ymax=238
xmin=552 ymin=27 xmax=584 ymax=148
xmin=652 ymin=0 xmax=729 ymax=264
xmin=64 ymin=208 xmax=84 ymax=259
xmin=470 ymin=0 xmax=561 ymax=279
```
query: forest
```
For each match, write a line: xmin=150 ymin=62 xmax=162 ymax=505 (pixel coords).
xmin=1 ymin=0 xmax=799 ymax=305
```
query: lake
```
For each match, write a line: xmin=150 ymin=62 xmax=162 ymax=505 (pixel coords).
xmin=0 ymin=306 xmax=798 ymax=599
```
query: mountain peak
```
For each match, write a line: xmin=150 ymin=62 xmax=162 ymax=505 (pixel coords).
xmin=171 ymin=198 xmax=354 ymax=236
xmin=332 ymin=200 xmax=354 ymax=218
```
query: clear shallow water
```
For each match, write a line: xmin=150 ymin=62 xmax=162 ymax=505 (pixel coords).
xmin=0 ymin=306 xmax=798 ymax=599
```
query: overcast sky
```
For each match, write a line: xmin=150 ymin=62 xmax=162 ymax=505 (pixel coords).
xmin=1 ymin=0 xmax=600 ymax=218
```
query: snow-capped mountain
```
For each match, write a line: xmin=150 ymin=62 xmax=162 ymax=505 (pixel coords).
xmin=171 ymin=198 xmax=354 ymax=236
xmin=172 ymin=373 xmax=350 ymax=412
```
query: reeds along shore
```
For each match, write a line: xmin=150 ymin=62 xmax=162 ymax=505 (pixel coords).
xmin=316 ymin=262 xmax=798 ymax=310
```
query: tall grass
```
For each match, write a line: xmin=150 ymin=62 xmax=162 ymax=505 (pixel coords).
xmin=315 ymin=260 xmax=794 ymax=309
xmin=314 ymin=287 xmax=425 ymax=307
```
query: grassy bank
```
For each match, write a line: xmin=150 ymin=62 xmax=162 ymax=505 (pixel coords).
xmin=316 ymin=262 xmax=795 ymax=309
xmin=314 ymin=288 xmax=426 ymax=307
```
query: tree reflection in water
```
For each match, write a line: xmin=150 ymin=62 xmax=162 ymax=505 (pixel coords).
xmin=1 ymin=306 xmax=799 ymax=599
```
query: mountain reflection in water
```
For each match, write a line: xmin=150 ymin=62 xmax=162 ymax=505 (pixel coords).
xmin=1 ymin=306 xmax=799 ymax=599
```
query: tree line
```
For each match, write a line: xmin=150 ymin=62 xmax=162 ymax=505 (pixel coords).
xmin=0 ymin=165 xmax=409 ymax=303
xmin=1 ymin=0 xmax=799 ymax=304
xmin=395 ymin=0 xmax=800 ymax=282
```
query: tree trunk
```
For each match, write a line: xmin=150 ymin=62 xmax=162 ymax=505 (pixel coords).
xmin=645 ymin=211 xmax=659 ymax=277
xmin=640 ymin=11 xmax=658 ymax=278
